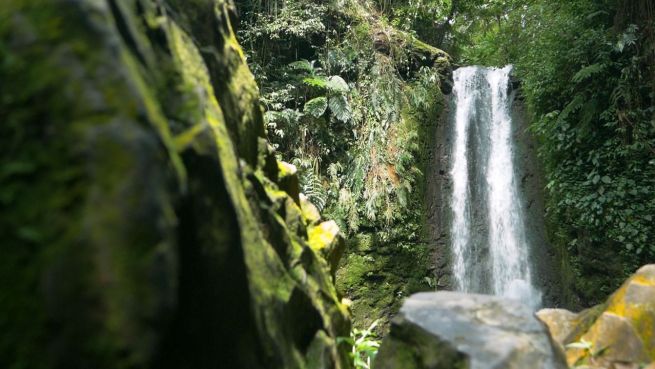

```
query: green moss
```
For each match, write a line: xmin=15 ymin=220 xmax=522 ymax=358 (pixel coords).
xmin=336 ymin=231 xmax=435 ymax=336
xmin=1 ymin=0 xmax=350 ymax=368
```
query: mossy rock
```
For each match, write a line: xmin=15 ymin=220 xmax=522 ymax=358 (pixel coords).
xmin=0 ymin=1 xmax=350 ymax=368
xmin=335 ymin=233 xmax=434 ymax=335
xmin=539 ymin=265 xmax=655 ymax=368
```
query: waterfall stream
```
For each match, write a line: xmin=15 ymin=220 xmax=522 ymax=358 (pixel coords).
xmin=449 ymin=66 xmax=541 ymax=308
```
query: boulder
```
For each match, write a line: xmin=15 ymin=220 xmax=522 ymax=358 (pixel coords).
xmin=538 ymin=265 xmax=655 ymax=368
xmin=277 ymin=161 xmax=301 ymax=205
xmin=375 ymin=292 xmax=567 ymax=369
xmin=300 ymin=193 xmax=322 ymax=226
xmin=537 ymin=308 xmax=581 ymax=348
xmin=308 ymin=221 xmax=346 ymax=277
xmin=0 ymin=0 xmax=351 ymax=368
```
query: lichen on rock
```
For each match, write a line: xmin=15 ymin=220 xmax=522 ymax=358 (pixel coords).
xmin=538 ymin=264 xmax=655 ymax=368
xmin=0 ymin=1 xmax=351 ymax=368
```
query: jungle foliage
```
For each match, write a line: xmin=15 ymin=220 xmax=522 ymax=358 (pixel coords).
xmin=235 ymin=0 xmax=449 ymax=333
xmin=236 ymin=0 xmax=445 ymax=236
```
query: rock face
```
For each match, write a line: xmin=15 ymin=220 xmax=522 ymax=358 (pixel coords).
xmin=538 ymin=264 xmax=655 ymax=368
xmin=0 ymin=1 xmax=350 ymax=368
xmin=374 ymin=292 xmax=567 ymax=369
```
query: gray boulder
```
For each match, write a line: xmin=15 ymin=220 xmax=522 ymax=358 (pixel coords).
xmin=374 ymin=292 xmax=567 ymax=369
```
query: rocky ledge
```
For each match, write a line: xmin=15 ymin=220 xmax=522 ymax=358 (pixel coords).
xmin=374 ymin=291 xmax=567 ymax=369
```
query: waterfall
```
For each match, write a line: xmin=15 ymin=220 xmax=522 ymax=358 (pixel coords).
xmin=449 ymin=66 xmax=541 ymax=308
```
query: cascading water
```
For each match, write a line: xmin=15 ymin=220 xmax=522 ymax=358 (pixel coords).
xmin=449 ymin=65 xmax=541 ymax=308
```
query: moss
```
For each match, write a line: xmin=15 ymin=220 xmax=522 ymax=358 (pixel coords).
xmin=336 ymin=231 xmax=435 ymax=336
xmin=1 ymin=0 xmax=350 ymax=368
xmin=1 ymin=1 xmax=184 ymax=366
xmin=277 ymin=161 xmax=301 ymax=205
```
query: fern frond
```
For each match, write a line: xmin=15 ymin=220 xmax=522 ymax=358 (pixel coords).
xmin=303 ymin=76 xmax=328 ymax=89
xmin=329 ymin=95 xmax=352 ymax=122
xmin=572 ymin=63 xmax=607 ymax=83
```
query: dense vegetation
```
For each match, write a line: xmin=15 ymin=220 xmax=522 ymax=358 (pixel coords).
xmin=236 ymin=0 xmax=449 ymax=235
xmin=235 ymin=0 xmax=452 ymax=333
xmin=235 ymin=0 xmax=654 ymax=307
xmin=2 ymin=0 xmax=654 ymax=367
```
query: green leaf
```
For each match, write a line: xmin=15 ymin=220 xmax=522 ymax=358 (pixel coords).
xmin=559 ymin=94 xmax=584 ymax=122
xmin=572 ymin=63 xmax=606 ymax=83
xmin=615 ymin=24 xmax=638 ymax=52
xmin=601 ymin=176 xmax=611 ymax=184
xmin=303 ymin=76 xmax=328 ymax=88
xmin=304 ymin=96 xmax=328 ymax=118
xmin=1 ymin=161 xmax=36 ymax=179
xmin=566 ymin=340 xmax=592 ymax=350
xmin=289 ymin=59 xmax=314 ymax=73
xmin=336 ymin=336 xmax=354 ymax=345
xmin=326 ymin=75 xmax=349 ymax=93
xmin=329 ymin=95 xmax=352 ymax=122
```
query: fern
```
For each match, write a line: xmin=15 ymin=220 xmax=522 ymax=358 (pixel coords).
xmin=303 ymin=76 xmax=328 ymax=89
xmin=572 ymin=63 xmax=607 ymax=83
xmin=302 ymin=172 xmax=327 ymax=210
xmin=292 ymin=157 xmax=328 ymax=211
xmin=558 ymin=94 xmax=585 ymax=122
xmin=289 ymin=59 xmax=315 ymax=74
xmin=329 ymin=95 xmax=352 ymax=122
xmin=615 ymin=24 xmax=638 ymax=52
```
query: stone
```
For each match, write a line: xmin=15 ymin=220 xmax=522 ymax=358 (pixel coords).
xmin=537 ymin=308 xmax=579 ymax=349
xmin=575 ymin=312 xmax=649 ymax=364
xmin=375 ymin=292 xmax=567 ymax=369
xmin=278 ymin=161 xmax=301 ymax=205
xmin=436 ymin=274 xmax=453 ymax=288
xmin=0 ymin=0 xmax=350 ymax=368
xmin=308 ymin=221 xmax=346 ymax=277
xmin=538 ymin=265 xmax=655 ymax=369
xmin=300 ymin=193 xmax=322 ymax=226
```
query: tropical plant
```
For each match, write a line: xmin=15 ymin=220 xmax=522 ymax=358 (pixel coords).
xmin=566 ymin=339 xmax=610 ymax=368
xmin=338 ymin=320 xmax=381 ymax=369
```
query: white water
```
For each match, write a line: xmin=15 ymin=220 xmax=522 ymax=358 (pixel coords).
xmin=449 ymin=68 xmax=476 ymax=292
xmin=449 ymin=66 xmax=541 ymax=308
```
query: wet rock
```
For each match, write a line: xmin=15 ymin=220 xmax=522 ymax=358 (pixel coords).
xmin=375 ymin=292 xmax=567 ymax=369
